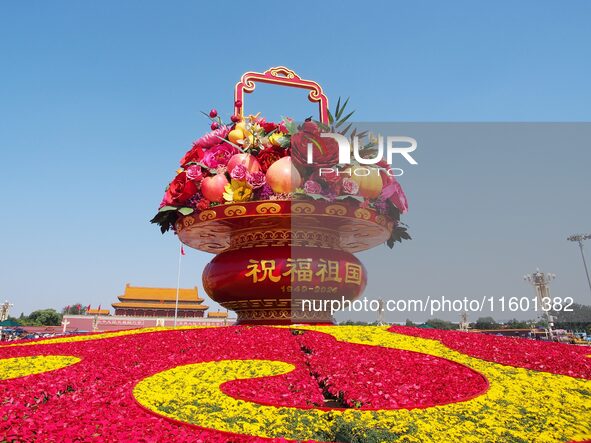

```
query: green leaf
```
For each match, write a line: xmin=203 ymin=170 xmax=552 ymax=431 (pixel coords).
xmin=307 ymin=134 xmax=324 ymax=154
xmin=306 ymin=193 xmax=330 ymax=201
xmin=335 ymin=97 xmax=349 ymax=120
xmin=158 ymin=206 xmax=178 ymax=212
xmin=282 ymin=117 xmax=298 ymax=135
xmin=335 ymin=111 xmax=355 ymax=128
xmin=314 ymin=120 xmax=331 ymax=132
xmin=386 ymin=225 xmax=411 ymax=248
xmin=335 ymin=195 xmax=364 ymax=202
xmin=327 ymin=109 xmax=335 ymax=125
xmin=178 ymin=207 xmax=194 ymax=216
xmin=149 ymin=213 xmax=164 ymax=224
xmin=150 ymin=210 xmax=179 ymax=235
xmin=340 ymin=122 xmax=353 ymax=136
xmin=277 ymin=135 xmax=291 ymax=148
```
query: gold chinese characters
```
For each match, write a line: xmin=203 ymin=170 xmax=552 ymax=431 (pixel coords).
xmin=245 ymin=259 xmax=363 ymax=285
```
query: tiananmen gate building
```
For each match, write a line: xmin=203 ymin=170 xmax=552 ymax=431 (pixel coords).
xmin=112 ymin=284 xmax=209 ymax=318
xmin=61 ymin=283 xmax=233 ymax=332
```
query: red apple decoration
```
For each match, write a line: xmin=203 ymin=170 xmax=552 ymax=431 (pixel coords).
xmin=227 ymin=153 xmax=261 ymax=174
xmin=201 ymin=174 xmax=228 ymax=203
xmin=265 ymin=156 xmax=301 ymax=193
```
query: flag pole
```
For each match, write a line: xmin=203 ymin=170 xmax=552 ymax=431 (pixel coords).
xmin=173 ymin=243 xmax=183 ymax=327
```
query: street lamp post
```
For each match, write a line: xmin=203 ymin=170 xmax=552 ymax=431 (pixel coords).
xmin=567 ymin=234 xmax=591 ymax=297
xmin=524 ymin=269 xmax=556 ymax=340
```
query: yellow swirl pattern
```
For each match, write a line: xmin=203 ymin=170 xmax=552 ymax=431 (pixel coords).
xmin=223 ymin=205 xmax=247 ymax=217
xmin=0 ymin=355 xmax=80 ymax=380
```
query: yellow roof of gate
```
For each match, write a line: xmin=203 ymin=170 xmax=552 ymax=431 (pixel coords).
xmin=207 ymin=311 xmax=228 ymax=318
xmin=87 ymin=308 xmax=110 ymax=315
xmin=112 ymin=302 xmax=208 ymax=310
xmin=117 ymin=284 xmax=204 ymax=303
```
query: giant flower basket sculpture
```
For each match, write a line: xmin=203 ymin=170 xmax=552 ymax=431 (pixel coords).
xmin=151 ymin=67 xmax=410 ymax=324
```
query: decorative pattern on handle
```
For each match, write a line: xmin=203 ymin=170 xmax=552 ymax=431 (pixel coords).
xmin=234 ymin=66 xmax=329 ymax=124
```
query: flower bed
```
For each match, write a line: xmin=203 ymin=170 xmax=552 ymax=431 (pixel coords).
xmin=389 ymin=325 xmax=591 ymax=379
xmin=1 ymin=326 xmax=590 ymax=442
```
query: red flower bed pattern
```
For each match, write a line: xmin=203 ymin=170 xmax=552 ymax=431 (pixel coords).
xmin=226 ymin=331 xmax=488 ymax=409
xmin=1 ymin=327 xmax=318 ymax=442
xmin=389 ymin=325 xmax=591 ymax=380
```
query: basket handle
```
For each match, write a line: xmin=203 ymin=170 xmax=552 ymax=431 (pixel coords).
xmin=234 ymin=66 xmax=329 ymax=125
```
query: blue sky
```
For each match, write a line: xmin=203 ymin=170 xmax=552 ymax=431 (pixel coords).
xmin=1 ymin=1 xmax=590 ymax=320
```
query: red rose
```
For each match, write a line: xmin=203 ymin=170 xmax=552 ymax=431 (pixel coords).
xmin=302 ymin=120 xmax=320 ymax=136
xmin=256 ymin=146 xmax=288 ymax=172
xmin=180 ymin=143 xmax=205 ymax=166
xmin=291 ymin=129 xmax=339 ymax=168
xmin=162 ymin=172 xmax=197 ymax=206
xmin=196 ymin=198 xmax=210 ymax=211
xmin=257 ymin=119 xmax=278 ymax=134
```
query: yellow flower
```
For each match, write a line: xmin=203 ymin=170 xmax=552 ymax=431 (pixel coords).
xmin=246 ymin=113 xmax=261 ymax=123
xmin=223 ymin=179 xmax=253 ymax=202
xmin=0 ymin=355 xmax=80 ymax=380
xmin=268 ymin=132 xmax=285 ymax=147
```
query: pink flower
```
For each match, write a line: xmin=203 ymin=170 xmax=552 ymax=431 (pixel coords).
xmin=247 ymin=171 xmax=266 ymax=189
xmin=342 ymin=178 xmax=359 ymax=195
xmin=185 ymin=165 xmax=203 ymax=182
xmin=202 ymin=143 xmax=239 ymax=169
xmin=193 ymin=126 xmax=230 ymax=150
xmin=303 ymin=180 xmax=322 ymax=194
xmin=180 ymin=127 xmax=230 ymax=166
xmin=381 ymin=176 xmax=408 ymax=213
xmin=230 ymin=164 xmax=248 ymax=181
xmin=377 ymin=160 xmax=409 ymax=213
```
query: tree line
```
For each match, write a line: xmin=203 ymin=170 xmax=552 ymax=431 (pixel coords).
xmin=6 ymin=303 xmax=89 ymax=326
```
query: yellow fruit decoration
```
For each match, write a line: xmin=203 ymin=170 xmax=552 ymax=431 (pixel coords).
xmin=228 ymin=129 xmax=244 ymax=144
xmin=350 ymin=167 xmax=383 ymax=198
